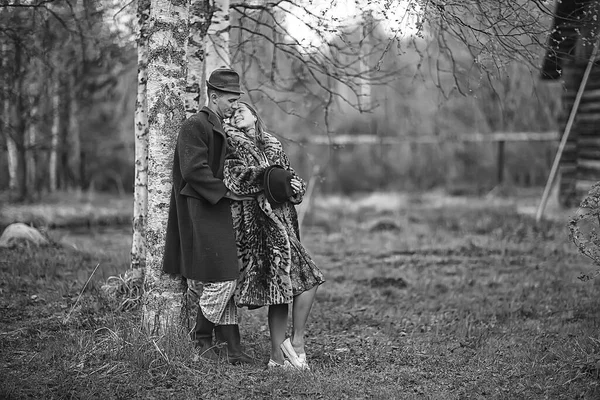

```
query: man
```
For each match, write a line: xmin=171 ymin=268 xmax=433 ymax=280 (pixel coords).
xmin=162 ymin=68 xmax=252 ymax=365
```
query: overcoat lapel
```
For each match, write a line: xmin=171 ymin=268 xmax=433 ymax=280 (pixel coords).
xmin=203 ymin=106 xmax=228 ymax=177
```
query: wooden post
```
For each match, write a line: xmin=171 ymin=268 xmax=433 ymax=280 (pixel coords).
xmin=536 ymin=36 xmax=600 ymax=222
xmin=497 ymin=140 xmax=505 ymax=185
xmin=297 ymin=164 xmax=320 ymax=231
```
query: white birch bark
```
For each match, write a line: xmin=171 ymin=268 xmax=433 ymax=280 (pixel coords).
xmin=2 ymin=41 xmax=17 ymax=192
xmin=200 ymin=0 xmax=230 ymax=105
xmin=185 ymin=0 xmax=208 ymax=117
xmin=25 ymin=106 xmax=37 ymax=195
xmin=143 ymin=0 xmax=190 ymax=334
xmin=5 ymin=127 xmax=17 ymax=192
xmin=131 ymin=0 xmax=150 ymax=271
xmin=49 ymin=78 xmax=59 ymax=192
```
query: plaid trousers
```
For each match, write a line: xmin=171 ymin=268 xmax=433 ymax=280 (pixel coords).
xmin=187 ymin=279 xmax=238 ymax=325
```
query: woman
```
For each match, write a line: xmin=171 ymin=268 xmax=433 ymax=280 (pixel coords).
xmin=223 ymin=101 xmax=325 ymax=370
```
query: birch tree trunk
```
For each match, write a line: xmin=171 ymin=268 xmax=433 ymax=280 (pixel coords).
xmin=131 ymin=0 xmax=151 ymax=271
xmin=25 ymin=106 xmax=37 ymax=196
xmin=185 ymin=0 xmax=209 ymax=117
xmin=358 ymin=11 xmax=372 ymax=112
xmin=200 ymin=0 xmax=230 ymax=105
xmin=67 ymin=74 xmax=81 ymax=192
xmin=12 ymin=94 xmax=27 ymax=201
xmin=6 ymin=136 xmax=18 ymax=192
xmin=3 ymin=88 xmax=17 ymax=194
xmin=143 ymin=0 xmax=190 ymax=334
xmin=13 ymin=40 xmax=27 ymax=201
xmin=1 ymin=41 xmax=18 ymax=193
xmin=49 ymin=78 xmax=59 ymax=192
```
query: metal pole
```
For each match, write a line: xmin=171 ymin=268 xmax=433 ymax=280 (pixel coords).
xmin=535 ymin=37 xmax=600 ymax=222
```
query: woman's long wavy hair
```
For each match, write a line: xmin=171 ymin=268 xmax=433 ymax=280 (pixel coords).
xmin=239 ymin=101 xmax=266 ymax=151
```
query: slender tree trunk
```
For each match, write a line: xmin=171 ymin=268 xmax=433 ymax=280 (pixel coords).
xmin=13 ymin=97 xmax=26 ymax=202
xmin=3 ymin=85 xmax=17 ymax=193
xmin=186 ymin=0 xmax=209 ymax=117
xmin=201 ymin=0 xmax=230 ymax=104
xmin=13 ymin=40 xmax=27 ymax=201
xmin=58 ymin=74 xmax=69 ymax=190
xmin=49 ymin=78 xmax=59 ymax=192
xmin=1 ymin=41 xmax=17 ymax=193
xmin=66 ymin=74 xmax=81 ymax=192
xmin=358 ymin=11 xmax=372 ymax=112
xmin=6 ymin=136 xmax=18 ymax=191
xmin=131 ymin=0 xmax=150 ymax=271
xmin=25 ymin=106 xmax=37 ymax=197
xmin=143 ymin=0 xmax=190 ymax=334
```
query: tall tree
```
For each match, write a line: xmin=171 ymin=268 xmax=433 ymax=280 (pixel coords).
xmin=1 ymin=3 xmax=30 ymax=201
xmin=185 ymin=0 xmax=208 ymax=117
xmin=201 ymin=0 xmax=230 ymax=103
xmin=225 ymin=0 xmax=561 ymax=138
xmin=0 ymin=0 xmax=134 ymax=198
xmin=131 ymin=0 xmax=151 ymax=271
xmin=11 ymin=37 xmax=27 ymax=201
xmin=25 ymin=105 xmax=38 ymax=196
xmin=1 ymin=41 xmax=18 ymax=194
xmin=66 ymin=73 xmax=82 ymax=191
xmin=227 ymin=1 xmax=404 ymax=140
xmin=138 ymin=0 xmax=233 ymax=331
xmin=49 ymin=76 xmax=60 ymax=192
xmin=186 ymin=0 xmax=231 ymax=115
xmin=407 ymin=0 xmax=556 ymax=95
xmin=143 ymin=0 xmax=190 ymax=333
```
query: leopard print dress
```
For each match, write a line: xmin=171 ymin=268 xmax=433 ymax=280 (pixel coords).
xmin=223 ymin=128 xmax=325 ymax=308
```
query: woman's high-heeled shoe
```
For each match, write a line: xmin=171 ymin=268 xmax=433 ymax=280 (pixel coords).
xmin=280 ymin=338 xmax=310 ymax=371
xmin=267 ymin=359 xmax=295 ymax=370
xmin=296 ymin=352 xmax=309 ymax=370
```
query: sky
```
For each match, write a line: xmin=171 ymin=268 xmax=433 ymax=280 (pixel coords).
xmin=98 ymin=0 xmax=422 ymax=50
xmin=100 ymin=0 xmax=135 ymax=41
xmin=281 ymin=0 xmax=422 ymax=48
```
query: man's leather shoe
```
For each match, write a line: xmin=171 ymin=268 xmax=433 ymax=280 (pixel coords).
xmin=218 ymin=324 xmax=254 ymax=365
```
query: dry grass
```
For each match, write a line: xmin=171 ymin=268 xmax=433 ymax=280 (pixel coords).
xmin=0 ymin=191 xmax=132 ymax=230
xmin=1 ymin=191 xmax=599 ymax=399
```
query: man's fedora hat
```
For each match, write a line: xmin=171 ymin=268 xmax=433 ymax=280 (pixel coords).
xmin=263 ymin=165 xmax=294 ymax=206
xmin=206 ymin=68 xmax=244 ymax=95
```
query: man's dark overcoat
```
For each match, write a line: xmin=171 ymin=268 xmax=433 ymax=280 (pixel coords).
xmin=162 ymin=107 xmax=239 ymax=282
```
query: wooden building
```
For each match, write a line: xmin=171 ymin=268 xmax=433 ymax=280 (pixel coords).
xmin=541 ymin=0 xmax=600 ymax=207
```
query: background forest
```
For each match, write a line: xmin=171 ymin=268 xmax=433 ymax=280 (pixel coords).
xmin=0 ymin=0 xmax=561 ymax=201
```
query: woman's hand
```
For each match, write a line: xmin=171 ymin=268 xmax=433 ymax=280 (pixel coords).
xmin=290 ymin=177 xmax=303 ymax=194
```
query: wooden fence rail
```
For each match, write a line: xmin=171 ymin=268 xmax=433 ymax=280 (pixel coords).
xmin=290 ymin=131 xmax=558 ymax=186
xmin=293 ymin=131 xmax=558 ymax=145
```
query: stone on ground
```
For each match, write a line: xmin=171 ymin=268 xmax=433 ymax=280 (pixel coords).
xmin=0 ymin=223 xmax=49 ymax=248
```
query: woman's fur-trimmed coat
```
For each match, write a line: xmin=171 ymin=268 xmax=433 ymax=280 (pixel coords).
xmin=223 ymin=128 xmax=307 ymax=307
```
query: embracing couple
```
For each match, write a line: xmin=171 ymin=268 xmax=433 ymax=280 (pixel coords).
xmin=162 ymin=68 xmax=325 ymax=370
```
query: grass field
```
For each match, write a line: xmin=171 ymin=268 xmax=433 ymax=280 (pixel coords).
xmin=1 ymin=191 xmax=599 ymax=399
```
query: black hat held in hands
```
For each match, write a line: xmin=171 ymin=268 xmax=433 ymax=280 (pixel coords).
xmin=264 ymin=165 xmax=294 ymax=206
xmin=206 ymin=68 xmax=244 ymax=95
